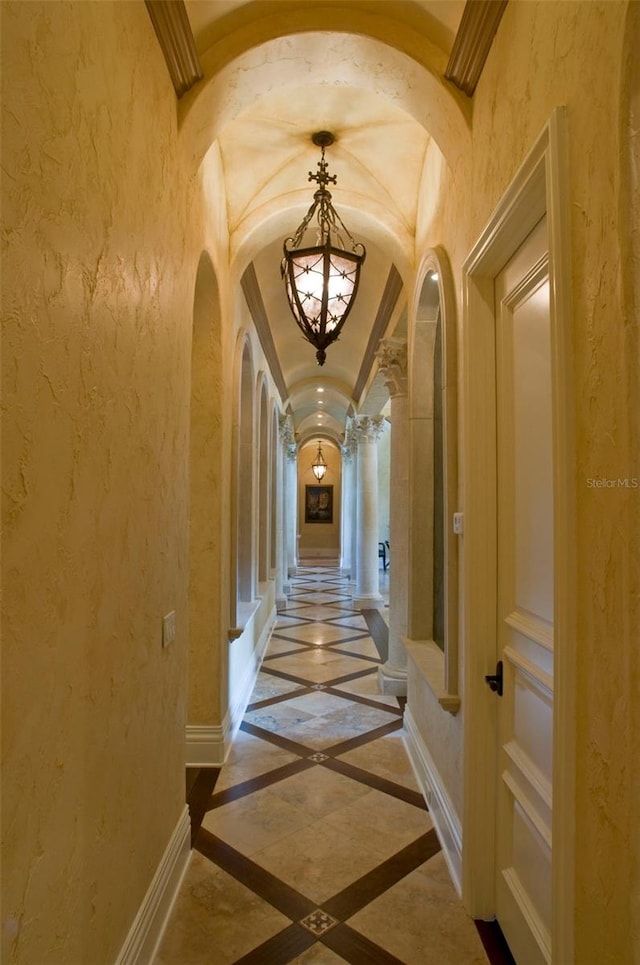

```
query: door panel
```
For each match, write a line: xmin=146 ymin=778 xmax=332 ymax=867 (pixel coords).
xmin=495 ymin=216 xmax=554 ymax=965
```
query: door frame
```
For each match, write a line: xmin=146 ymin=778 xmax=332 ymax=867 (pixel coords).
xmin=460 ymin=108 xmax=576 ymax=963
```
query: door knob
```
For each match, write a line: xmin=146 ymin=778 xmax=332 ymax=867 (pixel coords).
xmin=485 ymin=660 xmax=503 ymax=697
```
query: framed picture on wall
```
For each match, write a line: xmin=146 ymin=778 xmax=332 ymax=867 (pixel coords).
xmin=305 ymin=485 xmax=333 ymax=524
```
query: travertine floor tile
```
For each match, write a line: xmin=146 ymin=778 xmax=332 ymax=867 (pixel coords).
xmin=251 ymin=820 xmax=389 ymax=903
xmin=269 ymin=652 xmax=367 ymax=683
xmin=290 ymin=944 xmax=348 ymax=964
xmin=243 ymin=703 xmax=316 ymax=733
xmin=249 ymin=672 xmax=305 ymax=702
xmin=213 ymin=738 xmax=300 ymax=793
xmin=277 ymin=623 xmax=369 ymax=645
xmin=202 ymin=787 xmax=314 ymax=855
xmin=347 ymin=852 xmax=488 ymax=965
xmin=155 ymin=852 xmax=289 ymax=965
xmin=338 ymin=729 xmax=421 ymax=791
xmin=322 ymin=787 xmax=433 ymax=856
xmin=158 ymin=567 xmax=490 ymax=965
xmin=267 ymin=765 xmax=370 ymax=817
xmin=283 ymin=690 xmax=358 ymax=717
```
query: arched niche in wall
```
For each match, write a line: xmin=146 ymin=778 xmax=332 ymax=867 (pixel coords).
xmin=270 ymin=406 xmax=279 ymax=575
xmin=407 ymin=246 xmax=459 ymax=713
xmin=257 ymin=375 xmax=270 ymax=586
xmin=188 ymin=250 xmax=226 ymax=725
xmin=230 ymin=334 xmax=255 ymax=630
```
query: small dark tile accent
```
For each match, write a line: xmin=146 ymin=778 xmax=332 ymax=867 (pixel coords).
xmin=475 ymin=919 xmax=518 ymax=965
xmin=196 ymin=828 xmax=316 ymax=921
xmin=322 ymin=830 xmax=441 ymax=922
xmin=299 ymin=909 xmax=338 ymax=936
xmin=320 ymin=922 xmax=405 ymax=964
xmin=232 ymin=923 xmax=316 ymax=964
xmin=308 ymin=752 xmax=329 ymax=763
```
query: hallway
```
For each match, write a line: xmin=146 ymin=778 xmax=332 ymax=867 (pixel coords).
xmin=156 ymin=566 xmax=500 ymax=965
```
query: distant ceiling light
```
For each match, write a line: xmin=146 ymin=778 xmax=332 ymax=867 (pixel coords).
xmin=281 ymin=131 xmax=366 ymax=367
xmin=317 ymin=387 xmax=324 ymax=392
xmin=311 ymin=440 xmax=328 ymax=481
xmin=429 ymin=270 xmax=439 ymax=281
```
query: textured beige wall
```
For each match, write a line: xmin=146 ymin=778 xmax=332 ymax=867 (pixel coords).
xmin=188 ymin=252 xmax=226 ymax=725
xmin=1 ymin=3 xmax=195 ymax=961
xmin=415 ymin=1 xmax=638 ymax=960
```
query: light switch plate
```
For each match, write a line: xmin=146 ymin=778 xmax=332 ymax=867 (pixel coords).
xmin=162 ymin=610 xmax=176 ymax=648
xmin=453 ymin=512 xmax=464 ymax=535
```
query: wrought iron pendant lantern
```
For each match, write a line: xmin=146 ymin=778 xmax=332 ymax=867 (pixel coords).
xmin=311 ymin=440 xmax=328 ymax=481
xmin=281 ymin=132 xmax=366 ymax=366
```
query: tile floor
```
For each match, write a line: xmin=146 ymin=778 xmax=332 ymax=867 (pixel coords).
xmin=156 ymin=565 xmax=510 ymax=965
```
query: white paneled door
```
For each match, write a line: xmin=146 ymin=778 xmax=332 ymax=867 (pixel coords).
xmin=494 ymin=215 xmax=554 ymax=964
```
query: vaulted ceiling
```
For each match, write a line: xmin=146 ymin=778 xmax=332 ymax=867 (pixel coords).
xmin=178 ymin=1 xmax=468 ymax=444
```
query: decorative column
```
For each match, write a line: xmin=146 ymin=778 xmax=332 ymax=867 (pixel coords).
xmin=352 ymin=415 xmax=385 ymax=609
xmin=277 ymin=416 xmax=292 ymax=606
xmin=376 ymin=339 xmax=409 ymax=694
xmin=340 ymin=426 xmax=357 ymax=578
xmin=284 ymin=440 xmax=298 ymax=590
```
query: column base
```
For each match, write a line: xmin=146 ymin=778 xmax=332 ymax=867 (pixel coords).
xmin=276 ymin=594 xmax=288 ymax=611
xmin=378 ymin=662 xmax=408 ymax=696
xmin=352 ymin=593 xmax=384 ymax=610
xmin=283 ymin=583 xmax=292 ymax=596
xmin=340 ymin=567 xmax=351 ymax=579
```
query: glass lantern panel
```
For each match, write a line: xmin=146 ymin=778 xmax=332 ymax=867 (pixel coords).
xmin=325 ymin=253 xmax=358 ymax=333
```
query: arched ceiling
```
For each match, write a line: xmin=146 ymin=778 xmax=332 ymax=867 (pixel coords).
xmin=183 ymin=1 xmax=466 ymax=443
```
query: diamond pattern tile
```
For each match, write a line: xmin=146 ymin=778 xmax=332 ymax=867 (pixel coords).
xmin=156 ymin=565 xmax=493 ymax=965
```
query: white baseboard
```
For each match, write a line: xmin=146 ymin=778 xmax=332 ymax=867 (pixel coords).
xmin=115 ymin=806 xmax=191 ymax=965
xmin=403 ymin=707 xmax=463 ymax=894
xmin=185 ymin=716 xmax=231 ymax=767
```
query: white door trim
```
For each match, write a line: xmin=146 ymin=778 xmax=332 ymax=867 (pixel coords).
xmin=460 ymin=107 xmax=576 ymax=964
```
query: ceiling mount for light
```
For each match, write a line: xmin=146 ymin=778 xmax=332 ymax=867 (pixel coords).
xmin=311 ymin=440 xmax=328 ymax=481
xmin=281 ymin=131 xmax=366 ymax=367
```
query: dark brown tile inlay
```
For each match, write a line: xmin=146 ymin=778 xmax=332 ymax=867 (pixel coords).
xmin=232 ymin=923 xmax=316 ymax=965
xmin=322 ymin=829 xmax=441 ymax=922
xmin=210 ymin=757 xmax=315 ymax=808
xmin=196 ymin=828 xmax=316 ymax=921
xmin=321 ymin=756 xmax=428 ymax=810
xmin=320 ymin=922 xmax=406 ymax=964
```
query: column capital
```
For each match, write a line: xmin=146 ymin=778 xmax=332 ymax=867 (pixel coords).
xmin=376 ymin=337 xmax=408 ymax=397
xmin=286 ymin=443 xmax=298 ymax=462
xmin=353 ymin=414 xmax=386 ymax=443
xmin=279 ymin=414 xmax=296 ymax=446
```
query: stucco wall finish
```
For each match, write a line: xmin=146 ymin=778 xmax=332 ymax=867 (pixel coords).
xmin=415 ymin=1 xmax=638 ymax=960
xmin=2 ymin=3 xmax=194 ymax=962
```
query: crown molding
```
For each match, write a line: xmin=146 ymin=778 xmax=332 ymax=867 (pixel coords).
xmin=145 ymin=0 xmax=203 ymax=98
xmin=241 ymin=263 xmax=289 ymax=403
xmin=445 ymin=0 xmax=508 ymax=97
